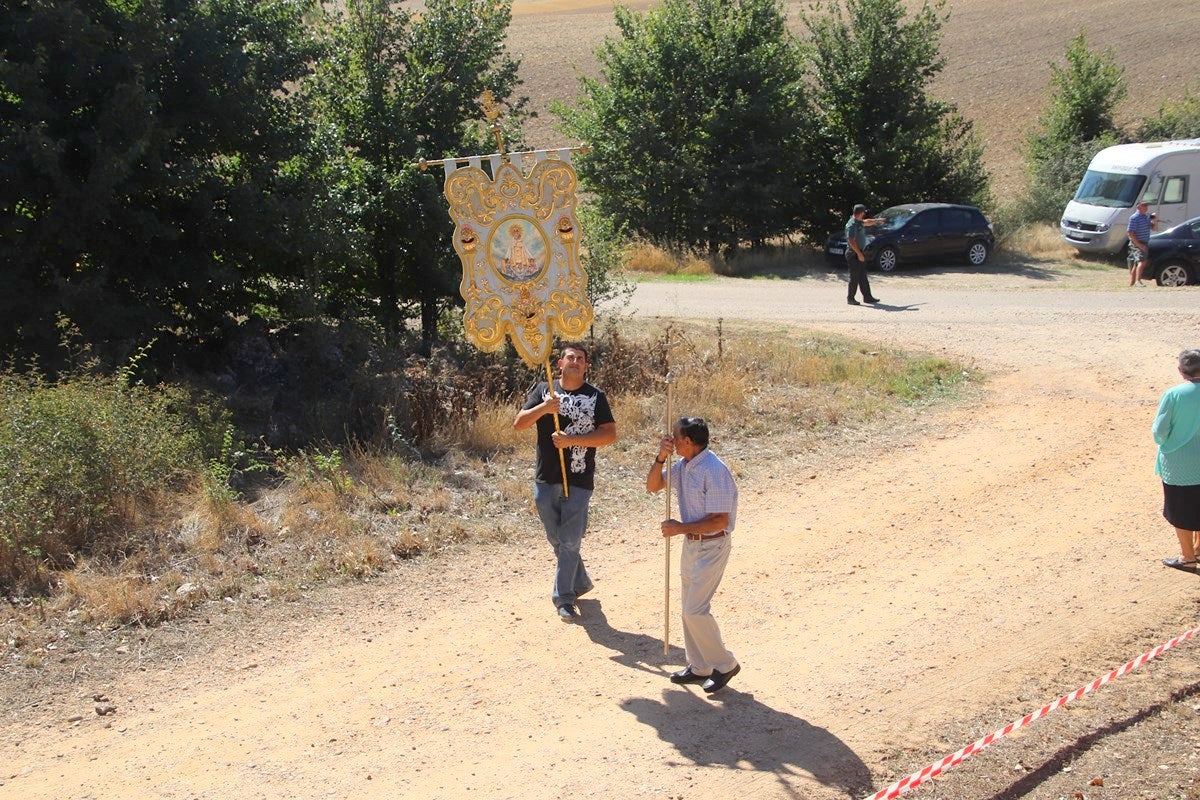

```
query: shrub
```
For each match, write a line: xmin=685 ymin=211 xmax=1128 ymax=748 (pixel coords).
xmin=0 ymin=370 xmax=210 ymax=594
xmin=1021 ymin=34 xmax=1126 ymax=225
xmin=1136 ymin=86 xmax=1200 ymax=141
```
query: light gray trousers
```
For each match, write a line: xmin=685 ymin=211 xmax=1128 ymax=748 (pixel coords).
xmin=679 ymin=535 xmax=736 ymax=675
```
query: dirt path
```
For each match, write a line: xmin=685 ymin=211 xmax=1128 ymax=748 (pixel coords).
xmin=4 ymin=267 xmax=1200 ymax=799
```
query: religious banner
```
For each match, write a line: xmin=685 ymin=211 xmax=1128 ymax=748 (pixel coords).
xmin=442 ymin=150 xmax=593 ymax=367
xmin=415 ymin=92 xmax=594 ymax=492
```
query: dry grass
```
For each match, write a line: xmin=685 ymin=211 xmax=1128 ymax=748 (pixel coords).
xmin=1000 ymin=222 xmax=1079 ymax=261
xmin=624 ymin=241 xmax=713 ymax=275
xmin=623 ymin=240 xmax=835 ymax=278
xmin=2 ymin=320 xmax=972 ymax=638
xmin=439 ymin=399 xmax=526 ymax=455
xmin=719 ymin=243 xmax=829 ymax=276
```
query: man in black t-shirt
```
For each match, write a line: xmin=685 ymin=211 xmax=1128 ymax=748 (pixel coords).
xmin=513 ymin=342 xmax=617 ymax=622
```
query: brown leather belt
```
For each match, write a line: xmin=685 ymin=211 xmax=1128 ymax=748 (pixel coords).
xmin=685 ymin=531 xmax=728 ymax=541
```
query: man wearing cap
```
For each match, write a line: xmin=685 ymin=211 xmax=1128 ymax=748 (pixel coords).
xmin=845 ymin=203 xmax=885 ymax=305
xmin=1127 ymin=201 xmax=1157 ymax=286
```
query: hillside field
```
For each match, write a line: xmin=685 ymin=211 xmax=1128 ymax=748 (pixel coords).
xmin=507 ymin=0 xmax=1199 ymax=201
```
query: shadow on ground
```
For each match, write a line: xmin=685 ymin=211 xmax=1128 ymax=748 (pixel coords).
xmin=578 ymin=599 xmax=873 ymax=799
xmin=697 ymin=251 xmax=1104 ymax=283
xmin=981 ymin=680 xmax=1200 ymax=800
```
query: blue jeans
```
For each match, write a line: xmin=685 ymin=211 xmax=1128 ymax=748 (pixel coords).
xmin=534 ymin=482 xmax=594 ymax=607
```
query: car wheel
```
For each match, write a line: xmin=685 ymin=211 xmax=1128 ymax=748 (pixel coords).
xmin=875 ymin=246 xmax=899 ymax=272
xmin=966 ymin=241 xmax=990 ymax=266
xmin=1156 ymin=261 xmax=1193 ymax=287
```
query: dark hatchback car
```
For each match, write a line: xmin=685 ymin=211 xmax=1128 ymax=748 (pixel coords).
xmin=1146 ymin=216 xmax=1200 ymax=286
xmin=825 ymin=203 xmax=995 ymax=272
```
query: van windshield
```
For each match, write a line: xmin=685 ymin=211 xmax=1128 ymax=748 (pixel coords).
xmin=1072 ymin=170 xmax=1146 ymax=208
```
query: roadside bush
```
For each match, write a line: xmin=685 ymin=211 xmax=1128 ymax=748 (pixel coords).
xmin=576 ymin=202 xmax=636 ymax=310
xmin=0 ymin=370 xmax=211 ymax=594
xmin=1022 ymin=34 xmax=1125 ymax=226
xmin=1137 ymin=86 xmax=1200 ymax=141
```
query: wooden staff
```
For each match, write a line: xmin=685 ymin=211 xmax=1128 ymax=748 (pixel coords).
xmin=663 ymin=371 xmax=674 ymax=654
xmin=543 ymin=359 xmax=570 ymax=497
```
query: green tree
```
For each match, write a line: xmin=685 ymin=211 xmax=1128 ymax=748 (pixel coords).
xmin=1137 ymin=86 xmax=1200 ymax=141
xmin=1028 ymin=33 xmax=1126 ymax=161
xmin=302 ymin=0 xmax=525 ymax=350
xmin=1022 ymin=33 xmax=1127 ymax=223
xmin=0 ymin=0 xmax=319 ymax=364
xmin=558 ymin=0 xmax=815 ymax=254
xmin=800 ymin=0 xmax=989 ymax=240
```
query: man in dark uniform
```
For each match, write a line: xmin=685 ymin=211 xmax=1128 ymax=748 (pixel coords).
xmin=845 ymin=203 xmax=885 ymax=305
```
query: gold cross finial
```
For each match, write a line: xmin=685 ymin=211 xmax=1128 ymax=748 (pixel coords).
xmin=480 ymin=90 xmax=500 ymax=122
xmin=479 ymin=90 xmax=507 ymax=162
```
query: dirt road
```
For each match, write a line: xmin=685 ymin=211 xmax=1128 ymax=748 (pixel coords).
xmin=4 ymin=266 xmax=1200 ymax=799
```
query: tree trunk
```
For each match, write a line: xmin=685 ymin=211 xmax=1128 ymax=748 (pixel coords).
xmin=374 ymin=235 xmax=400 ymax=340
xmin=419 ymin=299 xmax=437 ymax=357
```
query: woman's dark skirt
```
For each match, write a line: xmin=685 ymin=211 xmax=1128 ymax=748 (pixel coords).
xmin=1162 ymin=481 xmax=1200 ymax=531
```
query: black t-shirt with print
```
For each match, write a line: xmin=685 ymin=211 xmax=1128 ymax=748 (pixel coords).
xmin=523 ymin=381 xmax=614 ymax=490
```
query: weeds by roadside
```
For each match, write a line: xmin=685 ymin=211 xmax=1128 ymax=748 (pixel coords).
xmin=1 ymin=319 xmax=972 ymax=655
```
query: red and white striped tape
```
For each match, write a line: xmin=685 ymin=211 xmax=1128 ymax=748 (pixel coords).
xmin=869 ymin=624 xmax=1200 ymax=800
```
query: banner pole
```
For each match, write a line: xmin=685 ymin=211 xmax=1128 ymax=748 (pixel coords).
xmin=663 ymin=370 xmax=674 ymax=655
xmin=543 ymin=360 xmax=570 ymax=497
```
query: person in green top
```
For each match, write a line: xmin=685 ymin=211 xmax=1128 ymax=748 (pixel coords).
xmin=1153 ymin=348 xmax=1200 ymax=571
xmin=844 ymin=204 xmax=885 ymax=306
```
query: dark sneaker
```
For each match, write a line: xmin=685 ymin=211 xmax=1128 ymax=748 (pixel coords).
xmin=847 ymin=298 xmax=861 ymax=306
xmin=557 ymin=604 xmax=580 ymax=622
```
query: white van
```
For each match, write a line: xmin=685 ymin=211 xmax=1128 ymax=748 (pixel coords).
xmin=1060 ymin=138 xmax=1200 ymax=254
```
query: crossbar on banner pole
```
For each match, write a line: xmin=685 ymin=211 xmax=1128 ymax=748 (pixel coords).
xmin=415 ymin=145 xmax=589 ymax=171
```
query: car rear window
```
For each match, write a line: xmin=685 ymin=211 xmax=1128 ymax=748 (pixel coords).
xmin=942 ymin=209 xmax=975 ymax=230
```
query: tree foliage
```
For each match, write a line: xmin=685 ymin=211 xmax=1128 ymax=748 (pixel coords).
xmin=558 ymin=0 xmax=815 ymax=254
xmin=1027 ymin=33 xmax=1126 ymax=163
xmin=1021 ymin=33 xmax=1127 ymax=223
xmin=1137 ymin=86 xmax=1200 ymax=142
xmin=0 ymin=0 xmax=319 ymax=363
xmin=800 ymin=0 xmax=989 ymax=239
xmin=302 ymin=0 xmax=525 ymax=348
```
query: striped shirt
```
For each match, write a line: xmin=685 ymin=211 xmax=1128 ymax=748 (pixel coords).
xmin=670 ymin=448 xmax=738 ymax=532
xmin=1127 ymin=210 xmax=1152 ymax=250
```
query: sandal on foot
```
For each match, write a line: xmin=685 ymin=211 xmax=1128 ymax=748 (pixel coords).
xmin=1162 ymin=556 xmax=1199 ymax=571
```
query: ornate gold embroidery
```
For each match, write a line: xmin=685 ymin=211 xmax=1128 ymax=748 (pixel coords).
xmin=447 ymin=158 xmax=592 ymax=366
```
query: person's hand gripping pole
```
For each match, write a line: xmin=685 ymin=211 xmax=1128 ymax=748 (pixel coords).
xmin=543 ymin=359 xmax=570 ymax=497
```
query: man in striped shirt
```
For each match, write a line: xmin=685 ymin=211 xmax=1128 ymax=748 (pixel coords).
xmin=647 ymin=417 xmax=741 ymax=693
xmin=1127 ymin=201 xmax=1156 ymax=286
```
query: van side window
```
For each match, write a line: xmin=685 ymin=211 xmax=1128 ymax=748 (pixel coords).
xmin=1142 ymin=176 xmax=1187 ymax=204
xmin=1162 ymin=176 xmax=1187 ymax=205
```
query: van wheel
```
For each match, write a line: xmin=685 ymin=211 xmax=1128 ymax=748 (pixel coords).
xmin=966 ymin=241 xmax=990 ymax=266
xmin=875 ymin=246 xmax=899 ymax=272
xmin=1156 ymin=262 xmax=1193 ymax=287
